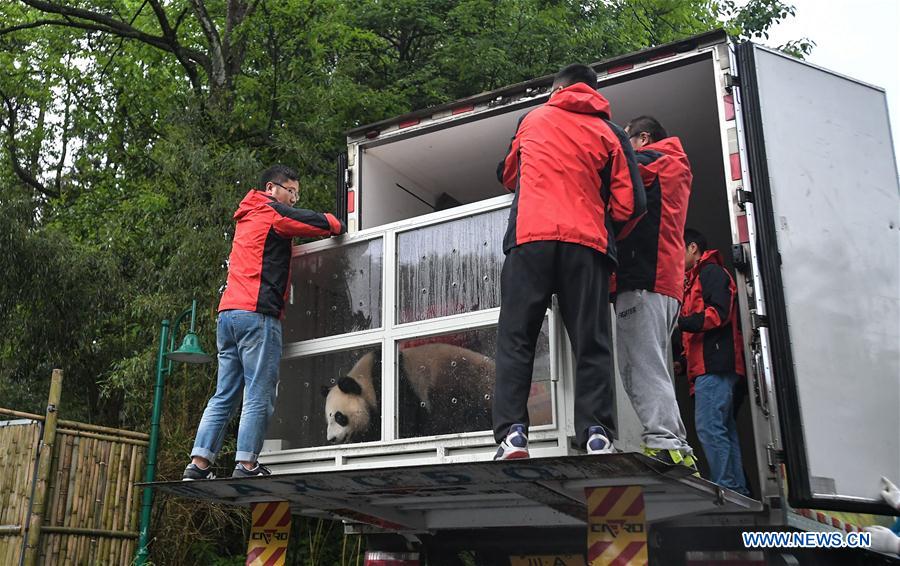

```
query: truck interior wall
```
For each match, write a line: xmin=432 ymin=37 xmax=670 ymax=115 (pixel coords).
xmin=354 ymin=54 xmax=760 ymax=493
xmin=361 ymin=152 xmax=438 ymax=226
xmin=358 ymin=58 xmax=736 ymax=266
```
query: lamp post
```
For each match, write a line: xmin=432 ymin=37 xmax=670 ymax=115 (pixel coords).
xmin=135 ymin=300 xmax=212 ymax=565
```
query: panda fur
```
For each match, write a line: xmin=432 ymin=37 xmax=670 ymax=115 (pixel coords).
xmin=397 ymin=343 xmax=494 ymax=438
xmin=321 ymin=350 xmax=380 ymax=444
xmin=321 ymin=344 xmax=496 ymax=444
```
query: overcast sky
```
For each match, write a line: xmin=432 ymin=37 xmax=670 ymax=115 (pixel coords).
xmin=761 ymin=0 xmax=899 ymax=162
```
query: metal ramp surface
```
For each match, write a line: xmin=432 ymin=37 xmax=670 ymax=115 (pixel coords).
xmin=148 ymin=453 xmax=762 ymax=531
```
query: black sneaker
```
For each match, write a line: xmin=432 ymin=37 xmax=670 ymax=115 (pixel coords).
xmin=182 ymin=463 xmax=216 ymax=481
xmin=232 ymin=463 xmax=272 ymax=478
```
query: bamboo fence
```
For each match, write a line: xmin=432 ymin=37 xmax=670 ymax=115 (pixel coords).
xmin=0 ymin=418 xmax=41 ymax=565
xmin=0 ymin=394 xmax=148 ymax=565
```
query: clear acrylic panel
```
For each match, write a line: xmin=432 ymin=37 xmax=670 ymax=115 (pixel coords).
xmin=266 ymin=345 xmax=382 ymax=450
xmin=397 ymin=208 xmax=507 ymax=324
xmin=396 ymin=320 xmax=552 ymax=439
xmin=283 ymin=238 xmax=383 ymax=342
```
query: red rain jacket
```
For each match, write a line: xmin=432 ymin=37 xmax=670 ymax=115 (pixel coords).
xmin=498 ymin=83 xmax=645 ymax=261
xmin=679 ymin=250 xmax=746 ymax=393
xmin=616 ymin=137 xmax=693 ymax=301
xmin=218 ymin=190 xmax=344 ymax=318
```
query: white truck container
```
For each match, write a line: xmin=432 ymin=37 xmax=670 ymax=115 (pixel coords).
xmin=161 ymin=30 xmax=900 ymax=564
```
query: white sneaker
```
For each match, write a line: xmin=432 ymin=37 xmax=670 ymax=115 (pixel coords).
xmin=494 ymin=424 xmax=529 ymax=460
xmin=586 ymin=425 xmax=614 ymax=454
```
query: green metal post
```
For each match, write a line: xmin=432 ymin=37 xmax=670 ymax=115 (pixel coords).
xmin=135 ymin=319 xmax=169 ymax=566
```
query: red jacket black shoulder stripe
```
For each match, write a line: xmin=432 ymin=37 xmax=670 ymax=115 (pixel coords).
xmin=497 ymin=83 xmax=645 ymax=261
xmin=219 ymin=190 xmax=344 ymax=318
xmin=616 ymin=137 xmax=693 ymax=300
xmin=679 ymin=250 xmax=745 ymax=393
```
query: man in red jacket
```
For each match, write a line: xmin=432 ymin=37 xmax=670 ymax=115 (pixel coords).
xmin=492 ymin=63 xmax=645 ymax=459
xmin=183 ymin=165 xmax=345 ymax=480
xmin=615 ymin=116 xmax=697 ymax=471
xmin=679 ymin=228 xmax=749 ymax=495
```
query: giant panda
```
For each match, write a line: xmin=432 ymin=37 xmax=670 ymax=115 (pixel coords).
xmin=321 ymin=349 xmax=380 ymax=444
xmin=321 ymin=344 xmax=496 ymax=444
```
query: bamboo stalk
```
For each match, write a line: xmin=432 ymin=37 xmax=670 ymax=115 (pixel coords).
xmin=40 ymin=427 xmax=63 ymax=566
xmin=57 ymin=419 xmax=148 ymax=440
xmin=60 ymin=532 xmax=70 ymax=566
xmin=40 ymin=526 xmax=139 ymax=539
xmin=61 ymin=434 xmax=78 ymax=565
xmin=0 ymin=430 xmax=9 ymax=524
xmin=86 ymin=436 xmax=103 ymax=563
xmin=125 ymin=444 xmax=143 ymax=564
xmin=88 ymin=441 xmax=110 ymax=564
xmin=56 ymin=428 xmax=148 ymax=446
xmin=109 ymin=443 xmax=124 ymax=534
xmin=2 ymin=428 xmax=26 ymax=566
xmin=0 ymin=525 xmax=21 ymax=534
xmin=44 ymin=427 xmax=62 ymax=528
xmin=114 ymin=444 xmax=128 ymax=560
xmin=5 ymin=426 xmax=24 ymax=527
xmin=0 ymin=429 xmax=13 ymax=529
xmin=124 ymin=445 xmax=140 ymax=530
xmin=51 ymin=432 xmax=75 ymax=564
xmin=0 ymin=408 xmax=149 ymax=440
xmin=67 ymin=435 xmax=88 ymax=564
xmin=0 ymin=408 xmax=44 ymax=421
xmin=18 ymin=425 xmax=41 ymax=565
xmin=100 ymin=444 xmax=118 ymax=564
xmin=22 ymin=369 xmax=63 ymax=566
xmin=81 ymin=440 xmax=102 ymax=563
xmin=95 ymin=440 xmax=112 ymax=564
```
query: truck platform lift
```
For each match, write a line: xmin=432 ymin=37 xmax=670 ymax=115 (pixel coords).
xmin=148 ymin=453 xmax=760 ymax=565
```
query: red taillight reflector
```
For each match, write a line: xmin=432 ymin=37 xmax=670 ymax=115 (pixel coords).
xmin=606 ymin=63 xmax=634 ymax=74
xmin=730 ymin=153 xmax=742 ymax=181
xmin=724 ymin=94 xmax=735 ymax=121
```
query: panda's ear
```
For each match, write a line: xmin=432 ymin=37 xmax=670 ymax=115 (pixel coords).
xmin=337 ymin=376 xmax=362 ymax=396
xmin=320 ymin=385 xmax=332 ymax=398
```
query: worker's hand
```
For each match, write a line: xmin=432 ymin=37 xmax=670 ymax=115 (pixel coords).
xmin=880 ymin=476 xmax=900 ymax=510
xmin=864 ymin=525 xmax=900 ymax=555
xmin=338 ymin=219 xmax=347 ymax=235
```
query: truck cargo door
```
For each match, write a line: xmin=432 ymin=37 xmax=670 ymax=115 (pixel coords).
xmin=736 ymin=42 xmax=900 ymax=513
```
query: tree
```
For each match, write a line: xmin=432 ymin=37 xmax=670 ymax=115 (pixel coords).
xmin=0 ymin=1 xmax=809 ymax=562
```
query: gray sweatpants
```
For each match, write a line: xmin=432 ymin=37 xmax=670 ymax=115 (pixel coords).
xmin=615 ymin=289 xmax=692 ymax=453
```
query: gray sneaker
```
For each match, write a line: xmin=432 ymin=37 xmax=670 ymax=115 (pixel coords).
xmin=232 ymin=463 xmax=272 ymax=478
xmin=182 ymin=463 xmax=216 ymax=481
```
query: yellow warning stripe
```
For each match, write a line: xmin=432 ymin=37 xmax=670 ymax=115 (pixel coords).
xmin=247 ymin=501 xmax=291 ymax=566
xmin=585 ymin=487 xmax=648 ymax=566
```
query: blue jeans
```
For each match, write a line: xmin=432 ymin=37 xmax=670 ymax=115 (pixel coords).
xmin=191 ymin=310 xmax=282 ymax=463
xmin=694 ymin=373 xmax=750 ymax=496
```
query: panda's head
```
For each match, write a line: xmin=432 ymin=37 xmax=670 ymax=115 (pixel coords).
xmin=321 ymin=376 xmax=372 ymax=444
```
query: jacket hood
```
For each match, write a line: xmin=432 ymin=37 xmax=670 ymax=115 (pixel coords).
xmin=546 ymin=83 xmax=611 ymax=118
xmin=697 ymin=249 xmax=723 ymax=269
xmin=234 ymin=189 xmax=275 ymax=220
xmin=642 ymin=136 xmax=689 ymax=167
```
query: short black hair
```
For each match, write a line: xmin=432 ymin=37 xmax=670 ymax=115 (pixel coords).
xmin=552 ymin=64 xmax=597 ymax=91
xmin=259 ymin=164 xmax=298 ymax=190
xmin=684 ymin=228 xmax=708 ymax=252
xmin=626 ymin=116 xmax=668 ymax=143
